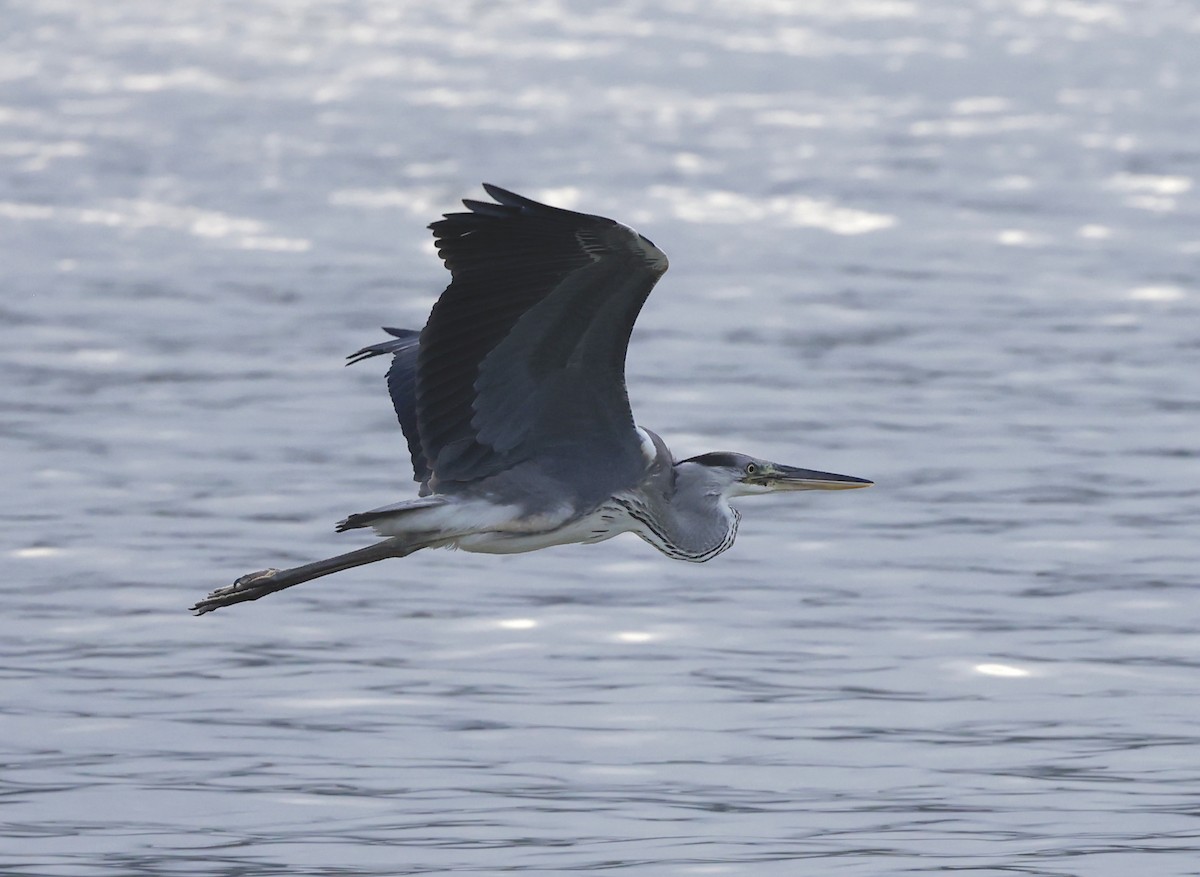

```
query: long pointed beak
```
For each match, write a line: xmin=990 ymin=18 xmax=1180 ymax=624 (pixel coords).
xmin=768 ymin=464 xmax=873 ymax=491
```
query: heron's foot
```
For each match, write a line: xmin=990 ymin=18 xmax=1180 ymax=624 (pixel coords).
xmin=190 ymin=568 xmax=283 ymax=615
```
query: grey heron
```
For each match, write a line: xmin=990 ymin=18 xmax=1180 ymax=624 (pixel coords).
xmin=191 ymin=184 xmax=871 ymax=614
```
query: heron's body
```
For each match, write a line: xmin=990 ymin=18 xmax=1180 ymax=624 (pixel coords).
xmin=342 ymin=427 xmax=739 ymax=561
xmin=192 ymin=186 xmax=870 ymax=614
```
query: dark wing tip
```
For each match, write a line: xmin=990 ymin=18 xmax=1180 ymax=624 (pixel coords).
xmin=480 ymin=183 xmax=530 ymax=206
xmin=470 ymin=183 xmax=615 ymax=225
xmin=478 ymin=183 xmax=569 ymax=214
xmin=429 ymin=185 xmax=616 ymax=268
xmin=459 ymin=198 xmax=512 ymax=219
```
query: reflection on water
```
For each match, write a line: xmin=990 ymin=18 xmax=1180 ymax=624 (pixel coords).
xmin=2 ymin=0 xmax=1198 ymax=874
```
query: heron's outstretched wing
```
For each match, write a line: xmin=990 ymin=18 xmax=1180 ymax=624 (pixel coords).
xmin=347 ymin=328 xmax=430 ymax=487
xmin=420 ymin=184 xmax=669 ymax=504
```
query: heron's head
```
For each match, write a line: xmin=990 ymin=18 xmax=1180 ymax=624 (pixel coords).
xmin=678 ymin=452 xmax=873 ymax=499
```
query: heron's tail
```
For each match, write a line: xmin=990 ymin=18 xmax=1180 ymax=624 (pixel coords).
xmin=335 ymin=495 xmax=449 ymax=533
xmin=336 ymin=494 xmax=522 ymax=542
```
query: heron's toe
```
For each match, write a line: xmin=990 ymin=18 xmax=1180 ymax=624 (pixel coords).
xmin=190 ymin=568 xmax=285 ymax=614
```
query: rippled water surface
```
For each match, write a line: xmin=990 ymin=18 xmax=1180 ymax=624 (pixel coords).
xmin=3 ymin=1 xmax=1199 ymax=874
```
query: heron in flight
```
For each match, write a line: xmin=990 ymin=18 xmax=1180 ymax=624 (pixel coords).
xmin=192 ymin=185 xmax=871 ymax=614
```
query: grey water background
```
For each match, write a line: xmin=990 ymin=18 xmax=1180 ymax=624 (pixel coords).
xmin=2 ymin=0 xmax=1198 ymax=874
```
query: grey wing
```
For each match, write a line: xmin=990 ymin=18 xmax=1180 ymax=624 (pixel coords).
xmin=346 ymin=328 xmax=430 ymax=488
xmin=420 ymin=184 xmax=669 ymax=506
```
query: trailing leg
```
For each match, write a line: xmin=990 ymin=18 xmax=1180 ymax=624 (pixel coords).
xmin=191 ymin=537 xmax=418 ymax=614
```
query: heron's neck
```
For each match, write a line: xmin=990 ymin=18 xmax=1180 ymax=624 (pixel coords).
xmin=623 ymin=467 xmax=740 ymax=562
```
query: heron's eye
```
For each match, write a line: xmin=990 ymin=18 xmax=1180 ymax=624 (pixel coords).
xmin=745 ymin=462 xmax=757 ymax=475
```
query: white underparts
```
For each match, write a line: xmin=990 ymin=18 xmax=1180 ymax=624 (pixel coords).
xmin=453 ymin=501 xmax=637 ymax=555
